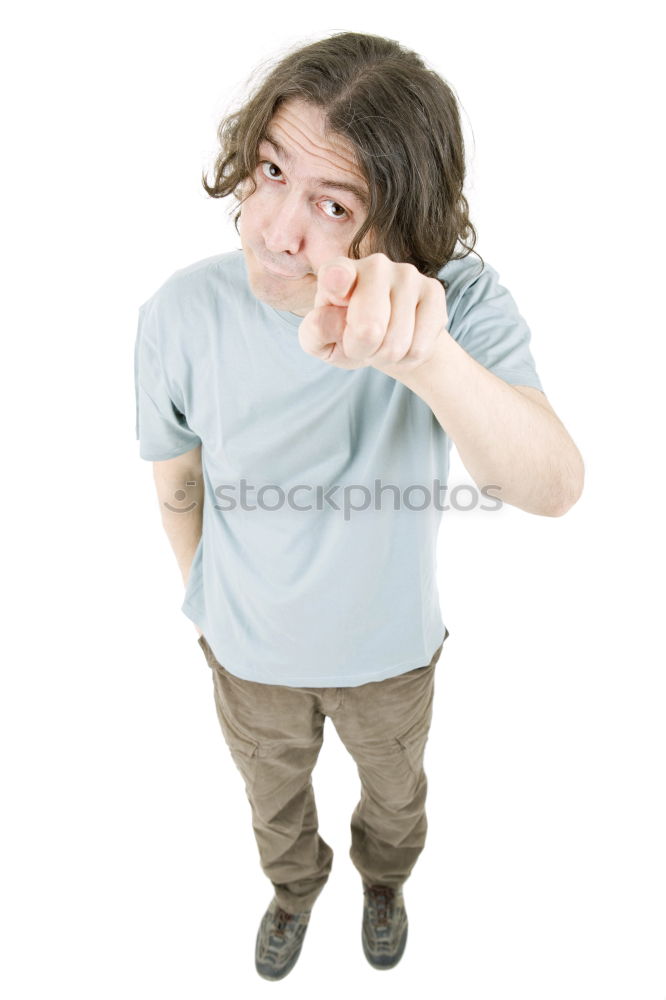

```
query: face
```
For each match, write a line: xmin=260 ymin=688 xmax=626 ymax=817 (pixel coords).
xmin=238 ymin=99 xmax=373 ymax=317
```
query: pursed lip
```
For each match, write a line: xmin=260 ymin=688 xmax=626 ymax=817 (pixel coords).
xmin=260 ymin=258 xmax=309 ymax=280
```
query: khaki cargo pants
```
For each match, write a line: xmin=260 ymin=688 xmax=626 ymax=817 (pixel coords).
xmin=197 ymin=628 xmax=449 ymax=914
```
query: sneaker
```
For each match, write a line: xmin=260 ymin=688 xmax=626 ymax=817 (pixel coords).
xmin=362 ymin=882 xmax=408 ymax=969
xmin=255 ymin=897 xmax=312 ymax=981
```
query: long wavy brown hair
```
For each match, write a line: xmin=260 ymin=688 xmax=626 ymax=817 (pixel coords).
xmin=201 ymin=31 xmax=483 ymax=286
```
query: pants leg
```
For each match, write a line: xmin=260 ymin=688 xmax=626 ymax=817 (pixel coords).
xmin=329 ymin=631 xmax=447 ymax=890
xmin=198 ymin=635 xmax=334 ymax=914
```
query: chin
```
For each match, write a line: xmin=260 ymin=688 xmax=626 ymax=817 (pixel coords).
xmin=248 ymin=260 xmax=312 ymax=315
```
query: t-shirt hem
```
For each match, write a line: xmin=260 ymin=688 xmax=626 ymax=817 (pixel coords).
xmin=492 ymin=368 xmax=543 ymax=388
xmin=185 ymin=609 xmax=448 ymax=688
xmin=198 ymin=654 xmax=446 ymax=688
xmin=139 ymin=441 xmax=202 ymax=461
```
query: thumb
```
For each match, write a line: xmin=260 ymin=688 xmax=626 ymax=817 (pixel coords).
xmin=314 ymin=258 xmax=357 ymax=308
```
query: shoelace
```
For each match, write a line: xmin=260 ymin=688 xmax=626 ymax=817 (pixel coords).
xmin=365 ymin=885 xmax=396 ymax=927
xmin=273 ymin=907 xmax=296 ymax=936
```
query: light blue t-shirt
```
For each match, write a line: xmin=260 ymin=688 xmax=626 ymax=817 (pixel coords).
xmin=134 ymin=249 xmax=543 ymax=686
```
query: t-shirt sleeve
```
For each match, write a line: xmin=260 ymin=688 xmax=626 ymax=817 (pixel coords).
xmin=448 ymin=261 xmax=544 ymax=390
xmin=134 ymin=300 xmax=202 ymax=461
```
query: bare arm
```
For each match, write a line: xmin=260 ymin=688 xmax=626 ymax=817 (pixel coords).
xmin=397 ymin=333 xmax=584 ymax=517
xmin=152 ymin=445 xmax=204 ymax=591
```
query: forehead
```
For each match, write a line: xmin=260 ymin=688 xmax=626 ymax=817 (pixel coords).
xmin=259 ymin=99 xmax=369 ymax=206
xmin=265 ymin=99 xmax=355 ymax=158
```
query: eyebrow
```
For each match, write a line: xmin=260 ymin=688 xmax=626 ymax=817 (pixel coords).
xmin=260 ymin=132 xmax=369 ymax=209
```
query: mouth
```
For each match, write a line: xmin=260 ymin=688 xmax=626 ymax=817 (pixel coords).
xmin=260 ymin=257 xmax=310 ymax=280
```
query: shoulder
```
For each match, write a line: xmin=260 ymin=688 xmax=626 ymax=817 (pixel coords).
xmin=436 ymin=252 xmax=505 ymax=323
xmin=137 ymin=251 xmax=251 ymax=360
xmin=139 ymin=250 xmax=246 ymax=316
xmin=437 ymin=253 xmax=528 ymax=339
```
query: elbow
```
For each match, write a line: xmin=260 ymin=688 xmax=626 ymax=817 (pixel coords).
xmin=550 ymin=453 xmax=585 ymax=517
xmin=549 ymin=493 xmax=580 ymax=517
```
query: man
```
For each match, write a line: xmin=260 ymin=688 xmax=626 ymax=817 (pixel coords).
xmin=134 ymin=31 xmax=584 ymax=982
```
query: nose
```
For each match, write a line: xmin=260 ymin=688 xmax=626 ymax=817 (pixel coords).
xmin=262 ymin=191 xmax=306 ymax=256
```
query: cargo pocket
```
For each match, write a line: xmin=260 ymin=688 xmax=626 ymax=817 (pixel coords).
xmin=214 ymin=688 xmax=259 ymax=792
xmin=395 ymin=705 xmax=433 ymax=783
xmin=224 ymin=724 xmax=260 ymax=775
xmin=211 ymin=669 xmax=261 ymax=790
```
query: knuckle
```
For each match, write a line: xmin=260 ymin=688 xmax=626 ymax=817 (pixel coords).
xmin=428 ymin=275 xmax=445 ymax=298
xmin=384 ymin=346 xmax=407 ymax=364
xmin=400 ymin=261 xmax=419 ymax=279
xmin=400 ymin=262 xmax=425 ymax=293
xmin=406 ymin=345 xmax=429 ymax=364
xmin=352 ymin=320 xmax=383 ymax=343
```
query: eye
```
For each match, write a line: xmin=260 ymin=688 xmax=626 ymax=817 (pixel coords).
xmin=260 ymin=160 xmax=283 ymax=180
xmin=259 ymin=160 xmax=349 ymax=220
xmin=321 ymin=199 xmax=348 ymax=220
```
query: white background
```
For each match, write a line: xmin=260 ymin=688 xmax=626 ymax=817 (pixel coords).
xmin=2 ymin=1 xmax=664 ymax=997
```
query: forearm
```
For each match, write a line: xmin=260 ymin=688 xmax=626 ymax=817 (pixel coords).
xmin=397 ymin=331 xmax=584 ymax=516
xmin=152 ymin=468 xmax=204 ymax=584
